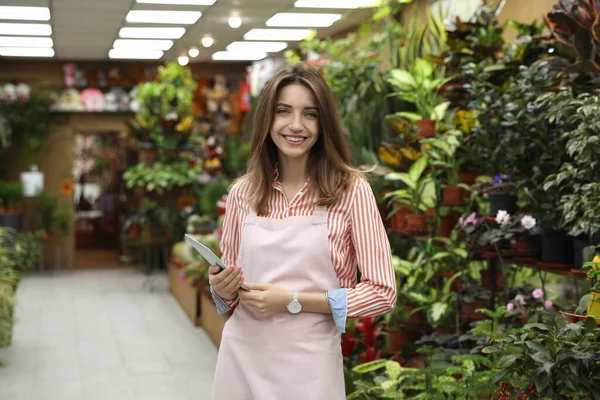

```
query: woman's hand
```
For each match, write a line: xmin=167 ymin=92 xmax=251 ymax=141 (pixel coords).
xmin=239 ymin=282 xmax=292 ymax=317
xmin=208 ymin=265 xmax=244 ymax=300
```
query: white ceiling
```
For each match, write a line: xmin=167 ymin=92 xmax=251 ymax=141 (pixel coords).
xmin=0 ymin=0 xmax=372 ymax=62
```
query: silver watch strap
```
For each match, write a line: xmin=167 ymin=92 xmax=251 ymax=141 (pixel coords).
xmin=292 ymin=291 xmax=299 ymax=302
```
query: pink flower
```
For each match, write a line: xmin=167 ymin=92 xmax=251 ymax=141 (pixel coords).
xmin=544 ymin=300 xmax=553 ymax=310
xmin=507 ymin=303 xmax=515 ymax=311
xmin=459 ymin=212 xmax=478 ymax=228
xmin=514 ymin=295 xmax=526 ymax=305
xmin=532 ymin=288 xmax=544 ymax=299
xmin=177 ymin=274 xmax=186 ymax=282
xmin=521 ymin=215 xmax=537 ymax=230
xmin=495 ymin=210 xmax=510 ymax=226
xmin=497 ymin=329 xmax=504 ymax=334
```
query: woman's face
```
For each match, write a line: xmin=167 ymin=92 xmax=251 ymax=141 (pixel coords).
xmin=269 ymin=82 xmax=319 ymax=164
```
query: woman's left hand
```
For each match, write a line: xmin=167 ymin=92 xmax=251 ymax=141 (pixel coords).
xmin=239 ymin=282 xmax=292 ymax=317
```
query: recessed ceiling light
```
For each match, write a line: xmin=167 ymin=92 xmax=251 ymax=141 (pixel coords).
xmin=0 ymin=6 xmax=51 ymax=21
xmin=136 ymin=0 xmax=216 ymax=4
xmin=228 ymin=13 xmax=243 ymax=29
xmin=113 ymin=39 xmax=173 ymax=50
xmin=188 ymin=47 xmax=200 ymax=57
xmin=0 ymin=36 xmax=53 ymax=48
xmin=212 ymin=51 xmax=267 ymax=61
xmin=201 ymin=35 xmax=214 ymax=47
xmin=0 ymin=47 xmax=54 ymax=57
xmin=126 ymin=10 xmax=202 ymax=25
xmin=0 ymin=23 xmax=52 ymax=36
xmin=119 ymin=27 xmax=186 ymax=39
xmin=266 ymin=13 xmax=341 ymax=27
xmin=243 ymin=29 xmax=311 ymax=41
xmin=178 ymin=55 xmax=189 ymax=66
xmin=294 ymin=0 xmax=377 ymax=8
xmin=226 ymin=41 xmax=287 ymax=53
xmin=108 ymin=48 xmax=164 ymax=59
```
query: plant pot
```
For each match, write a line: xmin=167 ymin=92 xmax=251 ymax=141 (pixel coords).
xmin=481 ymin=270 xmax=505 ymax=291
xmin=512 ymin=236 xmax=541 ymax=258
xmin=385 ymin=327 xmax=418 ymax=354
xmin=573 ymin=237 xmax=591 ymax=270
xmin=436 ymin=212 xmax=459 ymax=237
xmin=406 ymin=213 xmax=427 ymax=234
xmin=442 ymin=186 xmax=465 ymax=207
xmin=0 ymin=211 xmax=22 ymax=232
xmin=416 ymin=119 xmax=435 ymax=138
xmin=488 ymin=194 xmax=518 ymax=216
xmin=390 ymin=203 xmax=410 ymax=234
xmin=460 ymin=299 xmax=489 ymax=317
xmin=458 ymin=172 xmax=480 ymax=186
xmin=587 ymin=291 xmax=600 ymax=320
xmin=540 ymin=233 xmax=574 ymax=265
xmin=404 ymin=305 xmax=427 ymax=326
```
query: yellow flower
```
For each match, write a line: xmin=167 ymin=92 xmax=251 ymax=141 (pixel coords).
xmin=454 ymin=110 xmax=476 ymax=134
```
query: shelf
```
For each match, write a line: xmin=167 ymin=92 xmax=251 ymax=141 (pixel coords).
xmin=51 ymin=110 xmax=135 ymax=115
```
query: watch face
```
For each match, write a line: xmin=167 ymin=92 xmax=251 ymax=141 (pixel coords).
xmin=287 ymin=300 xmax=302 ymax=314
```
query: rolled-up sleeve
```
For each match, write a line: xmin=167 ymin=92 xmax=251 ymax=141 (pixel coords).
xmin=346 ymin=179 xmax=396 ymax=318
xmin=210 ymin=181 xmax=247 ymax=312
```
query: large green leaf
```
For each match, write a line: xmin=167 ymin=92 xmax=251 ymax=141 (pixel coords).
xmin=433 ymin=101 xmax=451 ymax=121
xmin=420 ymin=178 xmax=437 ymax=208
xmin=409 ymin=156 xmax=429 ymax=182
xmin=385 ymin=173 xmax=416 ymax=190
xmin=430 ymin=302 xmax=448 ymax=323
xmin=389 ymin=69 xmax=417 ymax=89
xmin=352 ymin=359 xmax=388 ymax=374
xmin=386 ymin=361 xmax=402 ymax=380
xmin=413 ymin=58 xmax=434 ymax=82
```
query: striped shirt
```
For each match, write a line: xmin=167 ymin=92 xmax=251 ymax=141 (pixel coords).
xmin=215 ymin=172 xmax=396 ymax=326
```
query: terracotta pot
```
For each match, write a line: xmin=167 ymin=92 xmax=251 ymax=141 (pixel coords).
xmin=442 ymin=186 xmax=465 ymax=206
xmin=416 ymin=119 xmax=435 ymax=138
xmin=404 ymin=305 xmax=427 ymax=326
xmin=390 ymin=203 xmax=410 ymax=234
xmin=436 ymin=212 xmax=459 ymax=237
xmin=457 ymin=172 xmax=480 ymax=186
xmin=385 ymin=327 xmax=418 ymax=353
xmin=480 ymin=270 xmax=505 ymax=291
xmin=406 ymin=214 xmax=427 ymax=234
xmin=460 ymin=299 xmax=489 ymax=316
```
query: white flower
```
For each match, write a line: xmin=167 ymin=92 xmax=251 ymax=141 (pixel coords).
xmin=495 ymin=210 xmax=511 ymax=226
xmin=521 ymin=215 xmax=537 ymax=230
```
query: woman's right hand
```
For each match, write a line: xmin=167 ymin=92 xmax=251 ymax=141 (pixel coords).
xmin=208 ymin=265 xmax=244 ymax=300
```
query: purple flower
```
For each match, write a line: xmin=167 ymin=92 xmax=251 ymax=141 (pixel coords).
xmin=492 ymin=174 xmax=511 ymax=185
xmin=507 ymin=303 xmax=515 ymax=311
xmin=459 ymin=212 xmax=478 ymax=228
xmin=532 ymin=288 xmax=544 ymax=299
xmin=521 ymin=215 xmax=537 ymax=230
xmin=177 ymin=274 xmax=186 ymax=282
xmin=496 ymin=210 xmax=511 ymax=226
xmin=515 ymin=295 xmax=526 ymax=305
xmin=544 ymin=300 xmax=553 ymax=310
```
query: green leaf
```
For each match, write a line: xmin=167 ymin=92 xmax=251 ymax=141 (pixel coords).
xmin=430 ymin=302 xmax=448 ymax=323
xmin=482 ymin=345 xmax=501 ymax=354
xmin=491 ymin=368 xmax=509 ymax=384
xmin=352 ymin=359 xmax=388 ymax=374
xmin=409 ymin=156 xmax=429 ymax=183
xmin=389 ymin=69 xmax=417 ymax=88
xmin=499 ymin=354 xmax=520 ymax=368
xmin=432 ymin=101 xmax=450 ymax=121
xmin=386 ymin=361 xmax=401 ymax=380
xmin=413 ymin=58 xmax=434 ymax=81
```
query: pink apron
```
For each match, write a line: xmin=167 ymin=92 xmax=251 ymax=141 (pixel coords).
xmin=211 ymin=204 xmax=345 ymax=400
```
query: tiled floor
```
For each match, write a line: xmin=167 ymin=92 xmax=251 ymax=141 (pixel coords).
xmin=0 ymin=268 xmax=217 ymax=400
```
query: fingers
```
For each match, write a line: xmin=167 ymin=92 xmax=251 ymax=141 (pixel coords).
xmin=243 ymin=282 xmax=270 ymax=291
xmin=209 ymin=265 xmax=242 ymax=292
xmin=223 ymin=270 xmax=245 ymax=293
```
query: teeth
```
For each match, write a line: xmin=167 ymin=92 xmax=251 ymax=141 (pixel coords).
xmin=286 ymin=136 xmax=305 ymax=142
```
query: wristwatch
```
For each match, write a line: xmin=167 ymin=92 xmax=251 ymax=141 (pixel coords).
xmin=286 ymin=291 xmax=302 ymax=314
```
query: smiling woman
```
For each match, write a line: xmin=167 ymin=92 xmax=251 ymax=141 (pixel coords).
xmin=208 ymin=62 xmax=396 ymax=400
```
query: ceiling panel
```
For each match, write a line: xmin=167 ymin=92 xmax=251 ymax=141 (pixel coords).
xmin=0 ymin=0 xmax=372 ymax=61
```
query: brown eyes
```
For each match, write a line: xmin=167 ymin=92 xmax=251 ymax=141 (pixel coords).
xmin=275 ymin=109 xmax=318 ymax=118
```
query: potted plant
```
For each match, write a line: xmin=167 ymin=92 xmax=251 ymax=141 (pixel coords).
xmin=0 ymin=180 xmax=24 ymax=231
xmin=482 ymin=174 xmax=519 ymax=216
xmin=384 ymin=157 xmax=437 ymax=234
xmin=387 ymin=58 xmax=452 ymax=138
xmin=421 ymin=129 xmax=466 ymax=206
xmin=581 ymin=258 xmax=600 ymax=320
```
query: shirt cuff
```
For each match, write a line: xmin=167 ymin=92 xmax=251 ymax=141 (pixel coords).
xmin=210 ymin=286 xmax=237 ymax=315
xmin=327 ymin=288 xmax=348 ymax=333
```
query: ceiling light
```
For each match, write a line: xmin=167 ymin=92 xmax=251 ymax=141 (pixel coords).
xmin=0 ymin=36 xmax=53 ymax=48
xmin=226 ymin=41 xmax=287 ymax=53
xmin=212 ymin=51 xmax=267 ymax=61
xmin=0 ymin=6 xmax=51 ymax=21
xmin=126 ymin=10 xmax=201 ymax=25
xmin=119 ymin=27 xmax=185 ymax=39
xmin=244 ymin=29 xmax=311 ymax=41
xmin=108 ymin=48 xmax=164 ymax=59
xmin=113 ymin=39 xmax=173 ymax=50
xmin=0 ymin=47 xmax=54 ymax=57
xmin=178 ymin=55 xmax=189 ymax=66
xmin=228 ymin=13 xmax=243 ymax=29
xmin=266 ymin=13 xmax=341 ymax=27
xmin=0 ymin=23 xmax=52 ymax=36
xmin=201 ymin=35 xmax=214 ymax=47
xmin=136 ymin=0 xmax=216 ymax=4
xmin=188 ymin=47 xmax=200 ymax=57
xmin=294 ymin=0 xmax=377 ymax=8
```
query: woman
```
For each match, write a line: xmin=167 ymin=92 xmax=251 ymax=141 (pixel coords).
xmin=208 ymin=62 xmax=396 ymax=400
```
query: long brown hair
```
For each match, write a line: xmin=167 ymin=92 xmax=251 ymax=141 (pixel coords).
xmin=243 ymin=62 xmax=363 ymax=215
